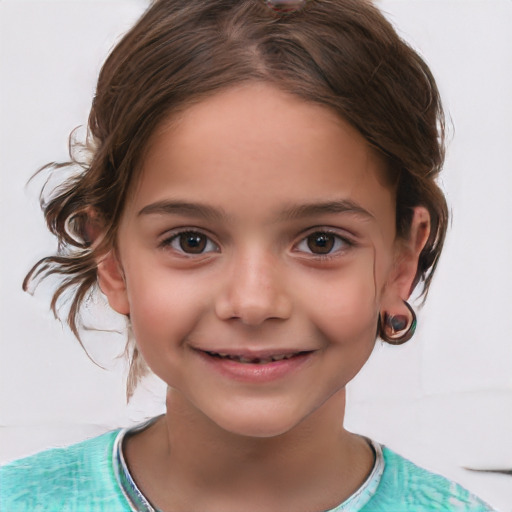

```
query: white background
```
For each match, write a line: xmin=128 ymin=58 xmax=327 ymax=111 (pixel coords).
xmin=1 ymin=1 xmax=511 ymax=510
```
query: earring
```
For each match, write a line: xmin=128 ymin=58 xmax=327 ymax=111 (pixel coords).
xmin=379 ymin=301 xmax=417 ymax=345
xmin=263 ymin=0 xmax=310 ymax=14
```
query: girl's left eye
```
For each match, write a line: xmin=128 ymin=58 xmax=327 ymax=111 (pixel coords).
xmin=162 ymin=231 xmax=219 ymax=255
xmin=295 ymin=231 xmax=351 ymax=256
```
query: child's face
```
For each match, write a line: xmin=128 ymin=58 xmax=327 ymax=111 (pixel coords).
xmin=100 ymin=83 xmax=409 ymax=437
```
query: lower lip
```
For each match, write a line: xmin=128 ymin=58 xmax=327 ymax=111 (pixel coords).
xmin=194 ymin=350 xmax=315 ymax=383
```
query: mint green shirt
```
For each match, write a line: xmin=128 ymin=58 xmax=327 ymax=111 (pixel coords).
xmin=0 ymin=421 xmax=495 ymax=511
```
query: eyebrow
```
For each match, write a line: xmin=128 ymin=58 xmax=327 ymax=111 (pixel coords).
xmin=138 ymin=200 xmax=227 ymax=221
xmin=278 ymin=199 xmax=375 ymax=221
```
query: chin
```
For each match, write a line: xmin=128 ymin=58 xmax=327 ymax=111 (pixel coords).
xmin=208 ymin=404 xmax=307 ymax=439
xmin=220 ymin=419 xmax=297 ymax=439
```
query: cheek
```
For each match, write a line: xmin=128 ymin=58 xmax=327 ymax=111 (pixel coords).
xmin=123 ymin=264 xmax=209 ymax=349
xmin=295 ymin=255 xmax=380 ymax=344
xmin=125 ymin=274 xmax=207 ymax=385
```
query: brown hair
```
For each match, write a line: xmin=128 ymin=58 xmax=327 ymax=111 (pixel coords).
xmin=25 ymin=0 xmax=448 ymax=393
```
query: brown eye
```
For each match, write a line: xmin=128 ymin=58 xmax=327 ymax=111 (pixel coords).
xmin=178 ymin=232 xmax=207 ymax=253
xmin=306 ymin=232 xmax=335 ymax=254
xmin=294 ymin=231 xmax=351 ymax=257
xmin=163 ymin=231 xmax=218 ymax=255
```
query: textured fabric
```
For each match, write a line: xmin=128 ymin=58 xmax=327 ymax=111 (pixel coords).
xmin=357 ymin=448 xmax=495 ymax=512
xmin=1 ymin=424 xmax=496 ymax=512
xmin=0 ymin=430 xmax=128 ymax=512
xmin=114 ymin=419 xmax=160 ymax=511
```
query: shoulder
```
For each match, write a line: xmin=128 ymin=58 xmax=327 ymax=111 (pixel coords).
xmin=362 ymin=445 xmax=496 ymax=511
xmin=0 ymin=429 xmax=130 ymax=512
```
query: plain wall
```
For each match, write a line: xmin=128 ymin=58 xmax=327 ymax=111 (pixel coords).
xmin=1 ymin=1 xmax=511 ymax=510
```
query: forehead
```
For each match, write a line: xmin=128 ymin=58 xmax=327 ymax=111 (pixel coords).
xmin=127 ymin=83 xmax=395 ymax=232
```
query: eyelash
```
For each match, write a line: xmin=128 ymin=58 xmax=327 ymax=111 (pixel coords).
xmin=293 ymin=229 xmax=354 ymax=259
xmin=158 ymin=228 xmax=355 ymax=259
xmin=159 ymin=230 xmax=219 ymax=256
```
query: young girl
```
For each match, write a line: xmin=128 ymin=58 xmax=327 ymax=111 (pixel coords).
xmin=0 ymin=0 xmax=498 ymax=510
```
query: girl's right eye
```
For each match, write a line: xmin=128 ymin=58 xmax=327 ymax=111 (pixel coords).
xmin=161 ymin=231 xmax=219 ymax=255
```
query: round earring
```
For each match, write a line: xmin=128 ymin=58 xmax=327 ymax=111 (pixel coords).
xmin=379 ymin=301 xmax=417 ymax=345
xmin=263 ymin=0 xmax=311 ymax=14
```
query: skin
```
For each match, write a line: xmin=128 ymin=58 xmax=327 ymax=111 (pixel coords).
xmin=98 ymin=83 xmax=430 ymax=512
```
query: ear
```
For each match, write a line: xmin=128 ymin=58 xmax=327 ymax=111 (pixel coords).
xmin=97 ymin=251 xmax=130 ymax=316
xmin=81 ymin=207 xmax=130 ymax=316
xmin=382 ymin=206 xmax=431 ymax=306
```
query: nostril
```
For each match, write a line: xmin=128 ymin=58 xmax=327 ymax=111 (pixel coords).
xmin=215 ymin=295 xmax=292 ymax=325
xmin=214 ymin=258 xmax=292 ymax=324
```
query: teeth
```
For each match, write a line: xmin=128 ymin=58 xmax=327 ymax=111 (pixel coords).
xmin=236 ymin=355 xmax=290 ymax=364
xmin=206 ymin=350 xmax=304 ymax=363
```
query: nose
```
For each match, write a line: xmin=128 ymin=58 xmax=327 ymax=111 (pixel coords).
xmin=215 ymin=249 xmax=292 ymax=326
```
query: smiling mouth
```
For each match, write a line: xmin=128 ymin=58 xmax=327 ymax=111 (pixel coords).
xmin=202 ymin=350 xmax=312 ymax=365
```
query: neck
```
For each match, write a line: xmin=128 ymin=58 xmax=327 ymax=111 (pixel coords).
xmin=166 ymin=385 xmax=347 ymax=466
xmin=124 ymin=388 xmax=374 ymax=512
